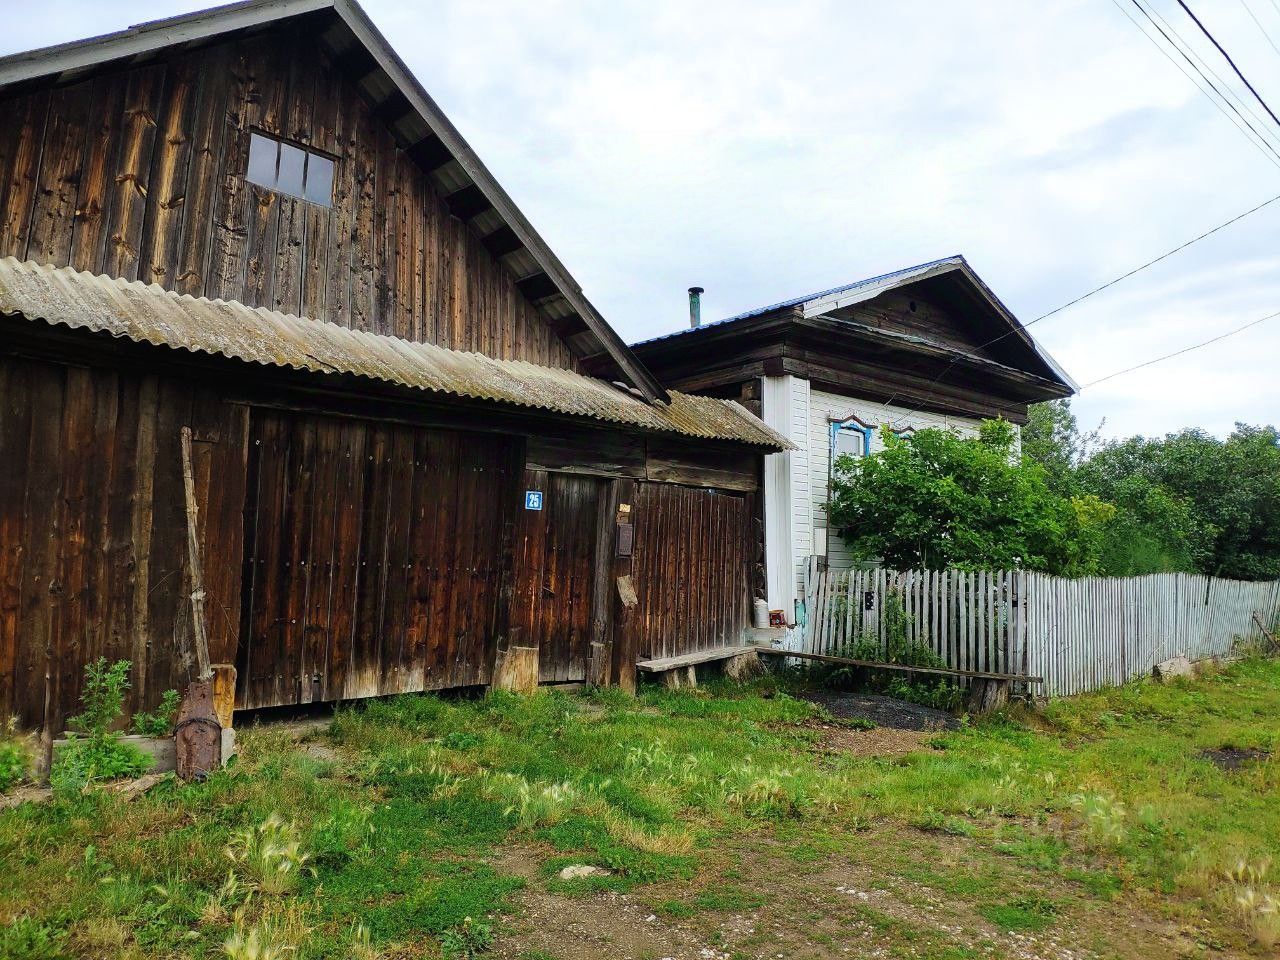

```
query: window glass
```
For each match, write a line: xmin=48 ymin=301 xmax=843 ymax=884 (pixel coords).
xmin=834 ymin=427 xmax=865 ymax=460
xmin=304 ymin=153 xmax=335 ymax=206
xmin=277 ymin=142 xmax=307 ymax=196
xmin=246 ymin=133 xmax=278 ymax=189
xmin=244 ymin=132 xmax=334 ymax=208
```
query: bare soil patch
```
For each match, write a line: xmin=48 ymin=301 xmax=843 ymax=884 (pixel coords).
xmin=1200 ymin=746 xmax=1269 ymax=771
xmin=799 ymin=689 xmax=960 ymax=731
xmin=807 ymin=722 xmax=940 ymax=757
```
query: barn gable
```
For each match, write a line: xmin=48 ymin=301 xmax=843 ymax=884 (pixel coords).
xmin=0 ymin=0 xmax=666 ymax=398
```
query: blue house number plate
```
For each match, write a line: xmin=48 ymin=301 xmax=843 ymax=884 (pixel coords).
xmin=525 ymin=491 xmax=543 ymax=511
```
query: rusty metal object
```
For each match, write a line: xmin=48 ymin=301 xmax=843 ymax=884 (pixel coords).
xmin=174 ymin=679 xmax=222 ymax=781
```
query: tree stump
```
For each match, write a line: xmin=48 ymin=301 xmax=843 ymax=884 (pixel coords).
xmin=965 ymin=677 xmax=1010 ymax=715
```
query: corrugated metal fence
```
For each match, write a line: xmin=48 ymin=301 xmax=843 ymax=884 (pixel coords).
xmin=799 ymin=559 xmax=1280 ymax=696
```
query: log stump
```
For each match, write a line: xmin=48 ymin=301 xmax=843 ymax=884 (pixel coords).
xmin=661 ymin=665 xmax=697 ymax=690
xmin=965 ymin=677 xmax=1010 ymax=715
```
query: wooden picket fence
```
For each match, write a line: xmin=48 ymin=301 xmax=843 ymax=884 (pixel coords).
xmin=799 ymin=559 xmax=1280 ymax=697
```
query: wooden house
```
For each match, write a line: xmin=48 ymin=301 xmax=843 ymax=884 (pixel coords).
xmin=0 ymin=0 xmax=788 ymax=731
xmin=587 ymin=257 xmax=1076 ymax=626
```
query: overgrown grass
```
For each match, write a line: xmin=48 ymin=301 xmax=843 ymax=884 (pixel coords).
xmin=0 ymin=658 xmax=1277 ymax=957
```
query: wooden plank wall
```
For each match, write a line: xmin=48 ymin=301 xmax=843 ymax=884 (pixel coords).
xmin=0 ymin=26 xmax=573 ymax=367
xmin=629 ymin=484 xmax=754 ymax=662
xmin=238 ymin=409 xmax=521 ymax=709
xmin=510 ymin=469 xmax=604 ymax=683
xmin=0 ymin=355 xmax=248 ymax=729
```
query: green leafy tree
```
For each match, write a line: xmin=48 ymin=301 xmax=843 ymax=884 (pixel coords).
xmin=827 ymin=421 xmax=1112 ymax=575
xmin=1020 ymin=399 xmax=1100 ymax=496
xmin=1080 ymin=424 xmax=1280 ymax=580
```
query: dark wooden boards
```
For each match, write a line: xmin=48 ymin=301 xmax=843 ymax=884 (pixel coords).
xmin=0 ymin=27 xmax=575 ymax=368
xmin=510 ymin=470 xmax=604 ymax=683
xmin=0 ymin=355 xmax=248 ymax=730
xmin=629 ymin=483 xmax=754 ymax=664
xmin=237 ymin=408 xmax=521 ymax=710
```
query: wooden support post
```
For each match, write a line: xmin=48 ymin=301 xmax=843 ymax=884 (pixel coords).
xmin=493 ymin=645 xmax=540 ymax=694
xmin=211 ymin=663 xmax=237 ymax=729
xmin=612 ymin=574 xmax=639 ymax=693
xmin=608 ymin=480 xmax=639 ymax=692
xmin=661 ymin=665 xmax=697 ymax=690
xmin=587 ymin=479 xmax=619 ymax=686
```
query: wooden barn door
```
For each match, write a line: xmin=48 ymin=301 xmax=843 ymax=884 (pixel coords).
xmin=510 ymin=470 xmax=607 ymax=683
xmin=630 ymin=483 xmax=754 ymax=663
xmin=238 ymin=410 xmax=520 ymax=709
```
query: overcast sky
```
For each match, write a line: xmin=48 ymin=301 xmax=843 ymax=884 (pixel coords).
xmin=4 ymin=0 xmax=1279 ymax=439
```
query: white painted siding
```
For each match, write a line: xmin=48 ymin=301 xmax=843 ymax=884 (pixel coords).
xmin=803 ymin=389 xmax=982 ymax=580
xmin=761 ymin=376 xmax=796 ymax=616
xmin=790 ymin=377 xmax=812 ymax=571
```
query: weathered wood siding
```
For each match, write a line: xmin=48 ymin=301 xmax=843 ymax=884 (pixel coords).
xmin=798 ymin=564 xmax=1280 ymax=697
xmin=0 ymin=26 xmax=574 ymax=366
xmin=239 ymin=409 xmax=522 ymax=709
xmin=0 ymin=355 xmax=248 ymax=729
xmin=630 ymin=484 xmax=754 ymax=661
xmin=510 ymin=470 xmax=606 ymax=683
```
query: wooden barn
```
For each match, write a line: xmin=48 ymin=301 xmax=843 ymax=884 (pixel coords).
xmin=0 ymin=0 xmax=788 ymax=732
xmin=587 ymin=258 xmax=1077 ymax=630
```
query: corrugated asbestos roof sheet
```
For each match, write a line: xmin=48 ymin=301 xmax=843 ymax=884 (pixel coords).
xmin=0 ymin=259 xmax=790 ymax=450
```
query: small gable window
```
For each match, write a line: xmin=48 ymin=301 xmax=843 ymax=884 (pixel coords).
xmin=246 ymin=132 xmax=334 ymax=207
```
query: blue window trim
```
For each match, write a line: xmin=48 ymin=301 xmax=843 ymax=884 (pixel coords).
xmin=829 ymin=416 xmax=873 ymax=461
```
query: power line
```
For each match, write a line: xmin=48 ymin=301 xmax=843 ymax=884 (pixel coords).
xmin=873 ymin=190 xmax=1280 ymax=421
xmin=1032 ymin=190 xmax=1280 ymax=323
xmin=1240 ymin=0 xmax=1280 ymax=61
xmin=1111 ymin=0 xmax=1280 ymax=165
xmin=1080 ymin=306 xmax=1280 ymax=388
xmin=1118 ymin=0 xmax=1280 ymax=165
xmin=1144 ymin=0 xmax=1280 ymax=136
xmin=1175 ymin=0 xmax=1280 ymax=132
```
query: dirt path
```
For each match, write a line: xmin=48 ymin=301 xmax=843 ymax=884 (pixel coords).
xmin=487 ymin=830 xmax=1225 ymax=960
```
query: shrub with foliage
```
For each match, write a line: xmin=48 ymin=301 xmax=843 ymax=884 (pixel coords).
xmin=0 ymin=717 xmax=29 ymax=793
xmin=130 ymin=689 xmax=181 ymax=737
xmin=828 ymin=420 xmax=1112 ymax=575
xmin=50 ymin=658 xmax=152 ymax=795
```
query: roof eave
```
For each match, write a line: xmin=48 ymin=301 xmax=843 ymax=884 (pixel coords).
xmin=798 ymin=257 xmax=1076 ymax=394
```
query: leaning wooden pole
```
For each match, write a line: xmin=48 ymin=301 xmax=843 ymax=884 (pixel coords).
xmin=1253 ymin=612 xmax=1279 ymax=654
xmin=180 ymin=426 xmax=213 ymax=682
xmin=176 ymin=427 xmax=224 ymax=780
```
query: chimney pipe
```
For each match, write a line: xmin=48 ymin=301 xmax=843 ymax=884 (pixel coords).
xmin=688 ymin=286 xmax=704 ymax=328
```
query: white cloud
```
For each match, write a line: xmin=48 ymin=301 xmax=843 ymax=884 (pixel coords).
xmin=3 ymin=0 xmax=1278 ymax=438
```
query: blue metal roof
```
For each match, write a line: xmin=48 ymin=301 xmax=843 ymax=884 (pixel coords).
xmin=632 ymin=255 xmax=964 ymax=347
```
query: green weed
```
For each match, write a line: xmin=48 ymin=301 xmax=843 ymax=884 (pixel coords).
xmin=980 ymin=894 xmax=1058 ymax=931
xmin=50 ymin=658 xmax=152 ymax=795
xmin=130 ymin=690 xmax=181 ymax=738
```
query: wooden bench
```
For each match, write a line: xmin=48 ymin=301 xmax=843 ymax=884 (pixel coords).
xmin=751 ymin=646 xmax=1043 ymax=713
xmin=636 ymin=636 xmax=780 ymax=689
